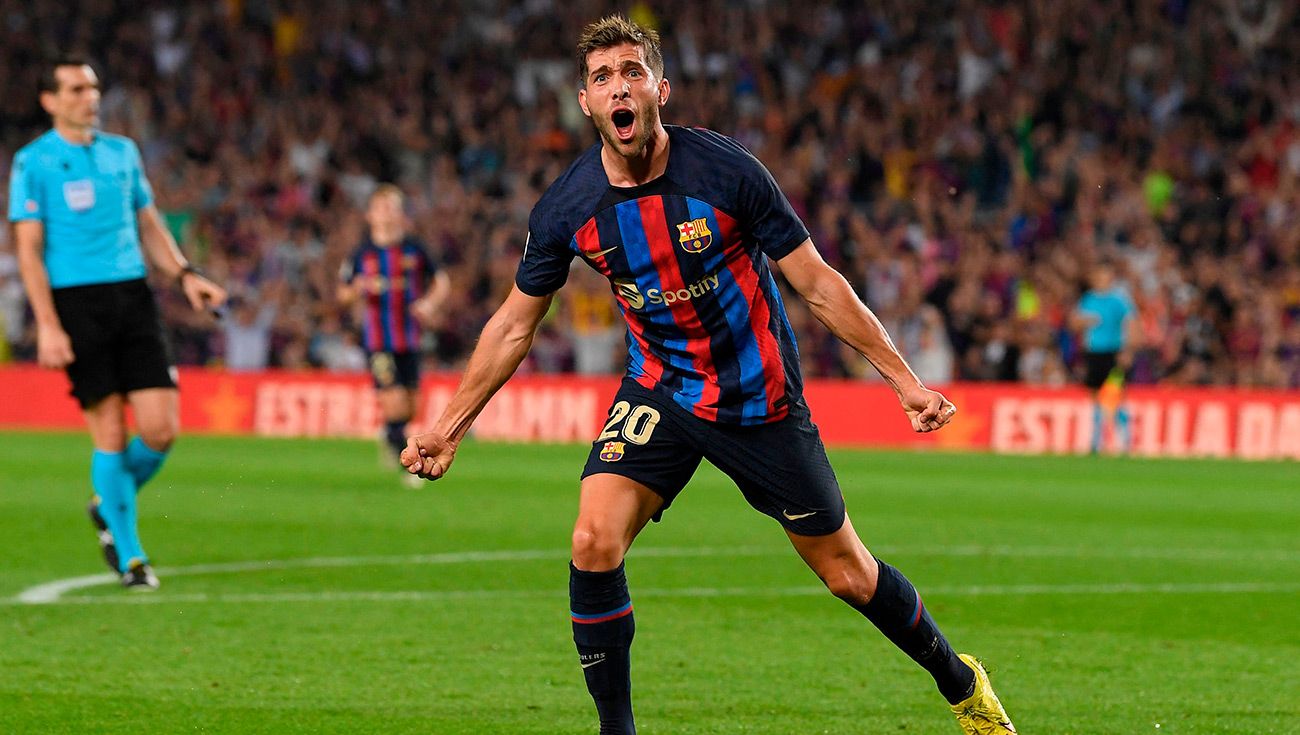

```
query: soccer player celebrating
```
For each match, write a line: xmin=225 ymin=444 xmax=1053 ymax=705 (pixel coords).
xmin=8 ymin=58 xmax=227 ymax=589
xmin=338 ymin=184 xmax=448 ymax=484
xmin=402 ymin=16 xmax=1015 ymax=734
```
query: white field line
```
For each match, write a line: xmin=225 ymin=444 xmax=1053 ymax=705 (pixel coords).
xmin=12 ymin=543 xmax=1300 ymax=605
xmin=9 ymin=581 xmax=1300 ymax=608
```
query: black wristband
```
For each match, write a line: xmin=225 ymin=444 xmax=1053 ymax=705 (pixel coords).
xmin=177 ymin=264 xmax=198 ymax=288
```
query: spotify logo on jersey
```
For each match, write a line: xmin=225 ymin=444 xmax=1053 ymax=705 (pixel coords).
xmin=615 ymin=274 xmax=721 ymax=309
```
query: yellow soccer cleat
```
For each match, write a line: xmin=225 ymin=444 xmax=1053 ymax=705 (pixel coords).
xmin=951 ymin=654 xmax=1016 ymax=734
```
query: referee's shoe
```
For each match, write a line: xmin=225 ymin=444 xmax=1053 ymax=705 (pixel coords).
xmin=86 ymin=498 xmax=120 ymax=573
xmin=121 ymin=561 xmax=160 ymax=591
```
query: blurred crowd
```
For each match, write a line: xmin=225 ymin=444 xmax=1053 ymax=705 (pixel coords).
xmin=2 ymin=0 xmax=1299 ymax=388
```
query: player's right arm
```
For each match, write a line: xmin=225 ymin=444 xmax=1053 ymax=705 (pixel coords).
xmin=1070 ymin=297 xmax=1099 ymax=333
xmin=402 ymin=285 xmax=554 ymax=480
xmin=12 ymin=220 xmax=74 ymax=368
xmin=9 ymin=147 xmax=74 ymax=368
xmin=336 ymin=249 xmax=363 ymax=306
xmin=335 ymin=280 xmax=360 ymax=307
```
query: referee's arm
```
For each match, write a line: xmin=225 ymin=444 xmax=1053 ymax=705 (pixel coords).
xmin=137 ymin=205 xmax=227 ymax=311
xmin=13 ymin=219 xmax=75 ymax=369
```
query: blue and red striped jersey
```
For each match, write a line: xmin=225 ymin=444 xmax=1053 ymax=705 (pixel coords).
xmin=517 ymin=126 xmax=809 ymax=425
xmin=341 ymin=236 xmax=437 ymax=353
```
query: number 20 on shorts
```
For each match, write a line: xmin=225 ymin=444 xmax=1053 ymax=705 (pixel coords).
xmin=598 ymin=401 xmax=662 ymax=445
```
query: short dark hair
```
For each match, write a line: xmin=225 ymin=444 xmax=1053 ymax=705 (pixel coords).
xmin=40 ymin=56 xmax=94 ymax=94
xmin=576 ymin=15 xmax=663 ymax=84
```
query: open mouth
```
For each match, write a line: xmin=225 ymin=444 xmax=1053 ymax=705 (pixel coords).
xmin=611 ymin=108 xmax=636 ymax=141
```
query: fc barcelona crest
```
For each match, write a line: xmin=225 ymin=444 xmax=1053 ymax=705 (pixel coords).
xmin=599 ymin=441 xmax=626 ymax=462
xmin=676 ymin=218 xmax=713 ymax=253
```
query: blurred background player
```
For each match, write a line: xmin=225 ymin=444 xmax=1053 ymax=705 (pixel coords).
xmin=1074 ymin=262 xmax=1138 ymax=453
xmin=337 ymin=184 xmax=448 ymax=483
xmin=7 ymin=58 xmax=226 ymax=588
xmin=403 ymin=16 xmax=1013 ymax=735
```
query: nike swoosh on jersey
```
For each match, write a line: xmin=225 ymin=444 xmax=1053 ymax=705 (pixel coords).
xmin=782 ymin=510 xmax=817 ymax=520
xmin=584 ymin=246 xmax=618 ymax=259
xmin=580 ymin=659 xmax=604 ymax=669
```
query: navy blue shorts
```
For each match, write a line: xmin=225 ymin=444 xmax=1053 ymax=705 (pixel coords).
xmin=369 ymin=351 xmax=420 ymax=390
xmin=581 ymin=380 xmax=846 ymax=536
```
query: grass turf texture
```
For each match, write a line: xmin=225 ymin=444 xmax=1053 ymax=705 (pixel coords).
xmin=0 ymin=431 xmax=1296 ymax=734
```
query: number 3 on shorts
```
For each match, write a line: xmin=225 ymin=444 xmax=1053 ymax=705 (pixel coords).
xmin=598 ymin=401 xmax=662 ymax=445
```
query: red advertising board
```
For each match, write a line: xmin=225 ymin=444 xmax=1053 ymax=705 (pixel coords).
xmin=1 ymin=366 xmax=1297 ymax=460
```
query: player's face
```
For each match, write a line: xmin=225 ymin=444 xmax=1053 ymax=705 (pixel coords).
xmin=579 ymin=43 xmax=669 ymax=158
xmin=366 ymin=192 xmax=407 ymax=242
xmin=42 ymin=65 xmax=101 ymax=130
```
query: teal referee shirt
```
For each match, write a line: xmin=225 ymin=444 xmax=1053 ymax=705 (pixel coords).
xmin=1077 ymin=287 xmax=1136 ymax=354
xmin=7 ymin=129 xmax=154 ymax=288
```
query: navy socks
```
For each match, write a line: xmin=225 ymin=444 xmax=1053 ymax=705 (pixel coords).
xmin=384 ymin=419 xmax=408 ymax=458
xmin=855 ymin=560 xmax=975 ymax=704
xmin=566 ymin=555 xmax=972 ymax=733
xmin=570 ymin=562 xmax=636 ymax=735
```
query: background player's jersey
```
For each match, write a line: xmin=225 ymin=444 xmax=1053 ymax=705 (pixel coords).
xmin=7 ymin=130 xmax=154 ymax=288
xmin=341 ymin=236 xmax=436 ymax=353
xmin=518 ymin=125 xmax=809 ymax=425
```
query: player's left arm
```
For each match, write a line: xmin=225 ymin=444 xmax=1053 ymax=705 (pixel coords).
xmin=136 ymin=204 xmax=228 ymax=312
xmin=776 ymin=239 xmax=955 ymax=433
xmin=1119 ymin=294 xmax=1140 ymax=368
xmin=411 ymin=270 xmax=450 ymax=328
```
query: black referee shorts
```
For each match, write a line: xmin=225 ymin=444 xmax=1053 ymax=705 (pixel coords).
xmin=52 ymin=279 xmax=176 ymax=409
xmin=1082 ymin=351 xmax=1120 ymax=390
xmin=581 ymin=379 xmax=846 ymax=536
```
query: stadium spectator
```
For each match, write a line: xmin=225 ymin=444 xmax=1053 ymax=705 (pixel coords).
xmin=310 ymin=311 xmax=368 ymax=373
xmin=0 ymin=0 xmax=1297 ymax=390
xmin=0 ymin=242 xmax=26 ymax=361
xmin=220 ymin=293 xmax=277 ymax=372
xmin=560 ymin=265 xmax=624 ymax=375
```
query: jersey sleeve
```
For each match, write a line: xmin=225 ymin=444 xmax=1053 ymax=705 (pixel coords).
xmin=7 ymin=150 xmax=43 ymax=222
xmin=127 ymin=140 xmax=155 ymax=210
xmin=515 ymin=207 xmax=574 ymax=296
xmin=735 ymin=147 xmax=809 ymax=260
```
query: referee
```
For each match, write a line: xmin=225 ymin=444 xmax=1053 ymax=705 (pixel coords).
xmin=8 ymin=58 xmax=227 ymax=588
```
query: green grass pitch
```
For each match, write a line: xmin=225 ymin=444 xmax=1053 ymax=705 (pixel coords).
xmin=1 ymin=431 xmax=1297 ymax=734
